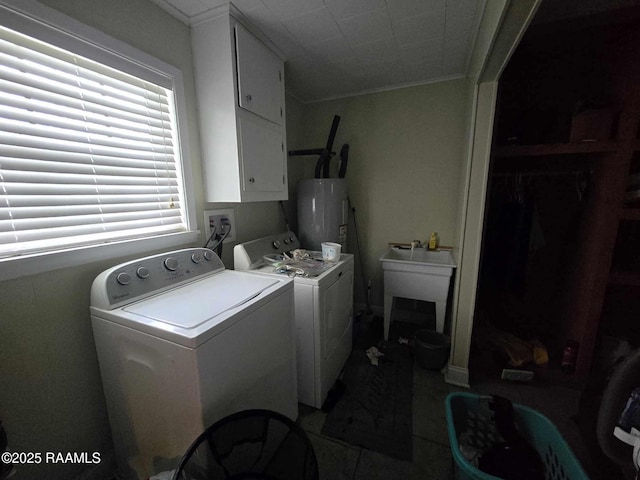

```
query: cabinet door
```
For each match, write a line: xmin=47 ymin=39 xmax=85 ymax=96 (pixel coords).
xmin=235 ymin=23 xmax=284 ymax=126
xmin=238 ymin=115 xmax=286 ymax=194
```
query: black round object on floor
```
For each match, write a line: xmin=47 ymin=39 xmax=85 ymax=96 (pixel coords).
xmin=414 ymin=329 xmax=451 ymax=370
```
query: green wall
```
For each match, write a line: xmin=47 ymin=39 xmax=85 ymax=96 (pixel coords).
xmin=294 ymin=80 xmax=469 ymax=310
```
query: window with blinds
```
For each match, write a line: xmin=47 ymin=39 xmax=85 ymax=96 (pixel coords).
xmin=0 ymin=20 xmax=189 ymax=260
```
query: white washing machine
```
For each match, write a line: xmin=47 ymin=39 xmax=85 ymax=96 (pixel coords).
xmin=234 ymin=232 xmax=354 ymax=409
xmin=90 ymin=248 xmax=297 ymax=480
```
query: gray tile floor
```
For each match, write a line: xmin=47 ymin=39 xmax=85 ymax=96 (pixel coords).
xmin=297 ymin=362 xmax=459 ymax=480
xmin=297 ymin=343 xmax=617 ymax=480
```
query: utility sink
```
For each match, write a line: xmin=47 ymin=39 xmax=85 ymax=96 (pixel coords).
xmin=380 ymin=247 xmax=455 ymax=268
xmin=379 ymin=247 xmax=456 ymax=340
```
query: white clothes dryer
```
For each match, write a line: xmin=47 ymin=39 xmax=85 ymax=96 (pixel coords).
xmin=234 ymin=232 xmax=354 ymax=409
xmin=90 ymin=248 xmax=297 ymax=480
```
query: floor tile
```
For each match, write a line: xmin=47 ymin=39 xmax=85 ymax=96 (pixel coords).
xmin=412 ymin=437 xmax=454 ymax=480
xmin=354 ymin=436 xmax=453 ymax=480
xmin=515 ymin=383 xmax=580 ymax=423
xmin=469 ymin=377 xmax=525 ymax=403
xmin=412 ymin=382 xmax=450 ymax=446
xmin=307 ymin=432 xmax=361 ymax=480
xmin=467 ymin=371 xmax=621 ymax=479
xmin=298 ymin=406 xmax=328 ymax=436
xmin=413 ymin=363 xmax=450 ymax=390
xmin=302 ymin=316 xmax=621 ymax=480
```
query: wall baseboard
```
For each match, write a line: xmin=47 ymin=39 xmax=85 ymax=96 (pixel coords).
xmin=445 ymin=364 xmax=470 ymax=388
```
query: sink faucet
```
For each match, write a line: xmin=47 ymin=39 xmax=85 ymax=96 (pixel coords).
xmin=411 ymin=240 xmax=422 ymax=248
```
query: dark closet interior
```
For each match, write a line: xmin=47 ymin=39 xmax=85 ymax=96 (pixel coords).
xmin=477 ymin=170 xmax=588 ymax=353
xmin=471 ymin=6 xmax=640 ymax=384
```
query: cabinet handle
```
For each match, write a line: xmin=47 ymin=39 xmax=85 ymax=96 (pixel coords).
xmin=246 ymin=94 xmax=252 ymax=102
xmin=248 ymin=177 xmax=255 ymax=183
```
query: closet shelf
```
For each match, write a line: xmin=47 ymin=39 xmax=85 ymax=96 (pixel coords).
xmin=608 ymin=271 xmax=640 ymax=287
xmin=494 ymin=141 xmax=619 ymax=158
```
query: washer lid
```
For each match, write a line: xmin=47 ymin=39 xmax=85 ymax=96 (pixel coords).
xmin=124 ymin=271 xmax=280 ymax=329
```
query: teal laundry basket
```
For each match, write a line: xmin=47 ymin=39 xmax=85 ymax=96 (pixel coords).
xmin=445 ymin=392 xmax=589 ymax=480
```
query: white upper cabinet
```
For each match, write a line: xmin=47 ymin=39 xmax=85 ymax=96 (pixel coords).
xmin=238 ymin=114 xmax=285 ymax=193
xmin=192 ymin=8 xmax=287 ymax=203
xmin=235 ymin=23 xmax=284 ymax=126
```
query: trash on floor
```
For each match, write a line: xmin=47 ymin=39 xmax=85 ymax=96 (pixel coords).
xmin=366 ymin=346 xmax=384 ymax=366
xmin=492 ymin=329 xmax=534 ymax=366
xmin=501 ymin=368 xmax=534 ymax=382
xmin=613 ymin=386 xmax=640 ymax=446
xmin=149 ymin=471 xmax=175 ymax=480
xmin=475 ymin=324 xmax=548 ymax=371
xmin=531 ymin=339 xmax=549 ymax=366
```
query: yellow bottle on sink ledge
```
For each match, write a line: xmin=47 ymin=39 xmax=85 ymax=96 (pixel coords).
xmin=428 ymin=232 xmax=438 ymax=250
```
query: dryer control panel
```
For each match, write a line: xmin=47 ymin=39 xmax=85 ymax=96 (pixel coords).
xmin=234 ymin=230 xmax=300 ymax=270
xmin=90 ymin=248 xmax=225 ymax=309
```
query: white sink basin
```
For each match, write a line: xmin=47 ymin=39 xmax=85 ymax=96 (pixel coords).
xmin=379 ymin=247 xmax=456 ymax=339
xmin=379 ymin=247 xmax=455 ymax=267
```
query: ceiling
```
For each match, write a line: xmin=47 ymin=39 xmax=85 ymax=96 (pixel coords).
xmin=149 ymin=0 xmax=486 ymax=103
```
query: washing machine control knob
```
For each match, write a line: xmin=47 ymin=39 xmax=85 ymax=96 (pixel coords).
xmin=164 ymin=257 xmax=179 ymax=271
xmin=191 ymin=253 xmax=203 ymax=264
xmin=116 ymin=272 xmax=131 ymax=285
xmin=136 ymin=267 xmax=150 ymax=279
xmin=272 ymin=240 xmax=281 ymax=249
xmin=289 ymin=236 xmax=295 ymax=243
xmin=283 ymin=238 xmax=290 ymax=244
xmin=203 ymin=250 xmax=214 ymax=261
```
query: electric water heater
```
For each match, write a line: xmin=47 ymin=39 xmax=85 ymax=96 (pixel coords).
xmin=297 ymin=178 xmax=348 ymax=251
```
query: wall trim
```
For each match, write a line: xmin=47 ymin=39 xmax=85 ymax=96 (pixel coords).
xmin=188 ymin=3 xmax=286 ymax=60
xmin=301 ymin=73 xmax=466 ymax=105
xmin=445 ymin=365 xmax=470 ymax=388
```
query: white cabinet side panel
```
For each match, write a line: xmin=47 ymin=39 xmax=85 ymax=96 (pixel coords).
xmin=192 ymin=16 xmax=242 ymax=202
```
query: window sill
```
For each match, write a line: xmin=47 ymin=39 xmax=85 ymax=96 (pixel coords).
xmin=0 ymin=231 xmax=200 ymax=283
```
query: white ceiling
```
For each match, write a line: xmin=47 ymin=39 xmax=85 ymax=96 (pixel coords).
xmin=150 ymin=0 xmax=486 ymax=103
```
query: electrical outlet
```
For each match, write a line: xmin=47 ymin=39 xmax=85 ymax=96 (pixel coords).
xmin=203 ymin=208 xmax=235 ymax=244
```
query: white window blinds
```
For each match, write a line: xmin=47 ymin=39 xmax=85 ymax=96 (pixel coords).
xmin=0 ymin=24 xmax=187 ymax=259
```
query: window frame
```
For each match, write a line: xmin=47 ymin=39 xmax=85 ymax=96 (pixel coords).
xmin=0 ymin=0 xmax=198 ymax=282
